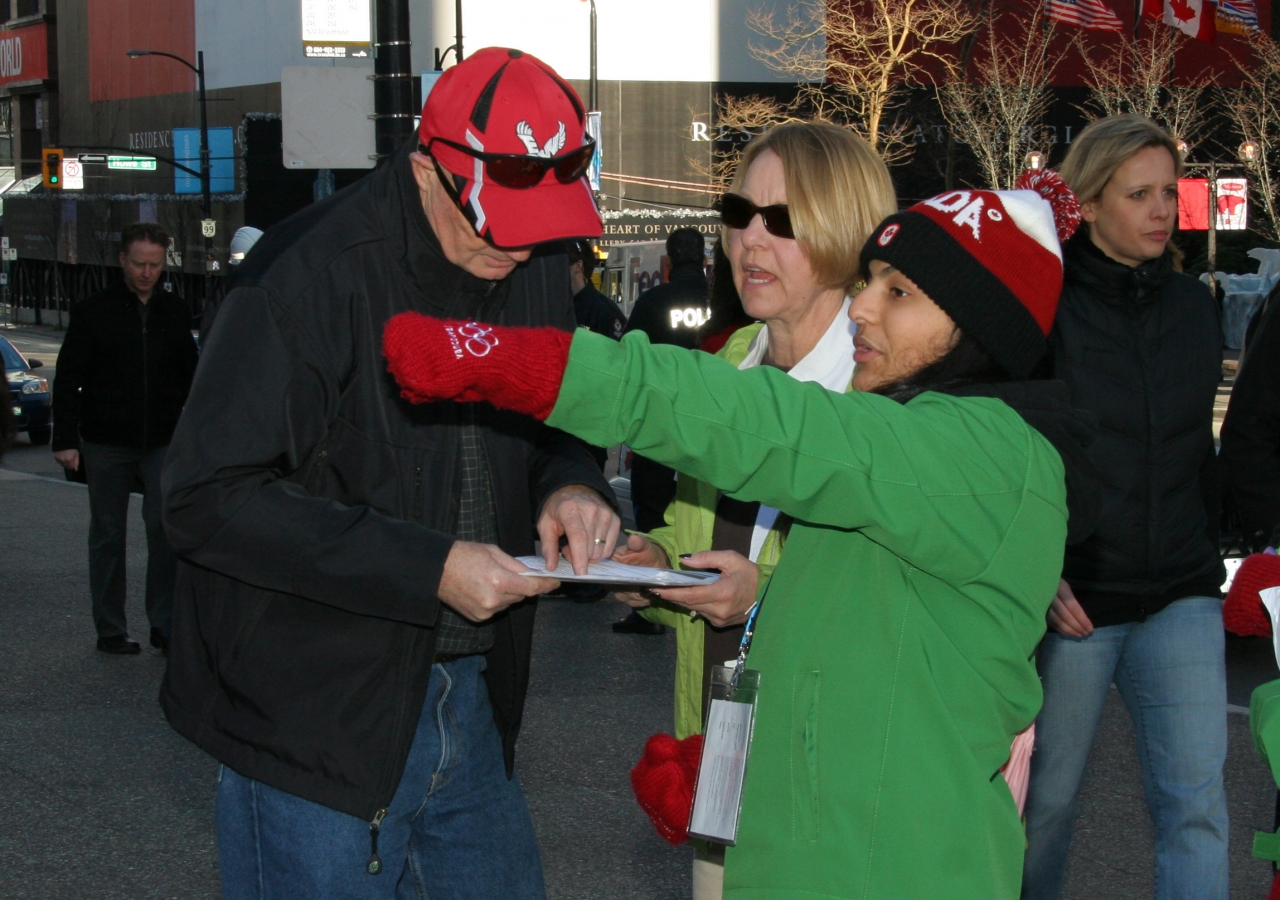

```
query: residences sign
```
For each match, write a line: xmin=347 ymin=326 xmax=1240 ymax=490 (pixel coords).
xmin=302 ymin=0 xmax=372 ymax=59
xmin=0 ymin=22 xmax=48 ymax=89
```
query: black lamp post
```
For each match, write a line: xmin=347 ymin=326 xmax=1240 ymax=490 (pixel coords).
xmin=127 ymin=48 xmax=212 ymax=301
xmin=587 ymin=0 xmax=597 ymax=112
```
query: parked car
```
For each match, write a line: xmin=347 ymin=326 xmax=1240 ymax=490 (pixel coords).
xmin=2 ymin=334 xmax=51 ymax=445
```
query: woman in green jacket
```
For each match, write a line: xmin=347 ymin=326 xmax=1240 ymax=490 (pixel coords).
xmin=383 ymin=174 xmax=1087 ymax=899
xmin=615 ymin=122 xmax=894 ymax=898
xmin=616 ymin=122 xmax=895 ymax=731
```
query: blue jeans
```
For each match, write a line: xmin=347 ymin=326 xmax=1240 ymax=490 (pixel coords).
xmin=217 ymin=656 xmax=545 ymax=900
xmin=1021 ymin=596 xmax=1229 ymax=900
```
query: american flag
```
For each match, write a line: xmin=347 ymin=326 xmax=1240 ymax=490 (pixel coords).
xmin=1046 ymin=0 xmax=1125 ymax=31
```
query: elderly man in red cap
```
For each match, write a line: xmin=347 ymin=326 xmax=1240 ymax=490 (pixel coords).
xmin=160 ymin=48 xmax=618 ymax=899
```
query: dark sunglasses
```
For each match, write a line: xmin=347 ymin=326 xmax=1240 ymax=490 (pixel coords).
xmin=719 ymin=192 xmax=794 ymax=239
xmin=423 ymin=136 xmax=596 ymax=189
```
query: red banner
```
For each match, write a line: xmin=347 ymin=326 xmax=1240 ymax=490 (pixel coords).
xmin=1177 ymin=178 xmax=1250 ymax=231
xmin=0 ymin=22 xmax=48 ymax=89
xmin=88 ymin=0 xmax=195 ymax=102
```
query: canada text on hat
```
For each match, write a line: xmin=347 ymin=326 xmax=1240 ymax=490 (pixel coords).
xmin=419 ymin=47 xmax=602 ymax=248
xmin=861 ymin=170 xmax=1081 ymax=379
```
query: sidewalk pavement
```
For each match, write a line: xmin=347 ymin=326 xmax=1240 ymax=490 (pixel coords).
xmin=0 ymin=472 xmax=690 ymax=900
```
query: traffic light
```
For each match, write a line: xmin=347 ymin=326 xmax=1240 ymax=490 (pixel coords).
xmin=41 ymin=148 xmax=63 ymax=189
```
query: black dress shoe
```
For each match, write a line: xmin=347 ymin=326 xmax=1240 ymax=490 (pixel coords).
xmin=612 ymin=611 xmax=666 ymax=635
xmin=149 ymin=628 xmax=169 ymax=656
xmin=96 ymin=635 xmax=141 ymax=655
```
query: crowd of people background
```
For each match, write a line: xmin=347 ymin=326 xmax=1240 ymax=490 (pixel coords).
xmin=11 ymin=42 xmax=1280 ymax=900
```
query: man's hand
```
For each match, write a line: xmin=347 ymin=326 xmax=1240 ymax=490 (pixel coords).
xmin=438 ymin=541 xmax=560 ymax=622
xmin=1047 ymin=578 xmax=1094 ymax=638
xmin=53 ymin=449 xmax=80 ymax=471
xmin=648 ymin=550 xmax=759 ymax=628
xmin=612 ymin=534 xmax=671 ymax=608
xmin=537 ymin=484 xmax=621 ymax=575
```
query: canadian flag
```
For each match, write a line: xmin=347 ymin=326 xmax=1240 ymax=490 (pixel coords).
xmin=1143 ymin=0 xmax=1217 ymax=41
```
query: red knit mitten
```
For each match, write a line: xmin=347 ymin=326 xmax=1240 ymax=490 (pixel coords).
xmin=383 ymin=313 xmax=572 ymax=420
xmin=1224 ymin=553 xmax=1280 ymax=637
xmin=630 ymin=733 xmax=704 ymax=846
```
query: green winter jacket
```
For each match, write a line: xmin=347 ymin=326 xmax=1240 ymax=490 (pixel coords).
xmin=638 ymin=322 xmax=789 ymax=741
xmin=548 ymin=330 xmax=1067 ymax=900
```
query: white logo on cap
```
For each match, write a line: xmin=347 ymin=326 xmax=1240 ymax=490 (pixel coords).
xmin=878 ymin=224 xmax=900 ymax=247
xmin=516 ymin=121 xmax=566 ymax=158
xmin=465 ymin=129 xmax=488 ymax=233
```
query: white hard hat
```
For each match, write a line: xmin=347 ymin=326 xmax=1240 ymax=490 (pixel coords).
xmin=228 ymin=226 xmax=265 ymax=265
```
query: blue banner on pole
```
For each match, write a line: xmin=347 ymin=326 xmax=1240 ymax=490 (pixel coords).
xmin=173 ymin=127 xmax=235 ymax=194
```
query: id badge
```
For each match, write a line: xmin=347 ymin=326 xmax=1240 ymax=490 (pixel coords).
xmin=687 ymin=665 xmax=761 ymax=845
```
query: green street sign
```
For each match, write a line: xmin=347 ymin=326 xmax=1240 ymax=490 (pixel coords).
xmin=107 ymin=155 xmax=157 ymax=171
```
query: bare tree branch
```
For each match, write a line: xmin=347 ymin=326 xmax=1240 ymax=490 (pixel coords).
xmin=938 ymin=6 xmax=1062 ymax=189
xmin=1224 ymin=33 xmax=1280 ymax=244
xmin=734 ymin=0 xmax=978 ymax=161
xmin=1077 ymin=26 xmax=1208 ymax=147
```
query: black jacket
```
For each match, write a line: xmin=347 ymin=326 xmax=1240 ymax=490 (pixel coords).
xmin=622 ymin=261 xmax=708 ymax=349
xmin=573 ymin=282 xmax=626 ymax=339
xmin=52 ymin=282 xmax=198 ymax=452
xmin=1047 ymin=236 xmax=1223 ymax=626
xmin=954 ymin=380 xmax=1099 ymax=547
xmin=159 ymin=146 xmax=613 ymax=822
xmin=1222 ymin=283 xmax=1280 ymax=549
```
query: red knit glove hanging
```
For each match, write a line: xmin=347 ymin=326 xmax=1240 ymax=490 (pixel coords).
xmin=1223 ymin=553 xmax=1280 ymax=637
xmin=630 ymin=733 xmax=704 ymax=846
xmin=383 ymin=313 xmax=573 ymax=420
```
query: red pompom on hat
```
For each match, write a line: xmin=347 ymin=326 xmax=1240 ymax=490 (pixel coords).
xmin=1223 ymin=553 xmax=1280 ymax=637
xmin=861 ymin=169 xmax=1081 ymax=379
xmin=1016 ymin=169 xmax=1083 ymax=243
xmin=418 ymin=47 xmax=602 ymax=248
xmin=630 ymin=733 xmax=704 ymax=846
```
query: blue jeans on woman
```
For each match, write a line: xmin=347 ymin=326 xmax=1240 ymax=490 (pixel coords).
xmin=217 ymin=655 xmax=545 ymax=900
xmin=1021 ymin=596 xmax=1229 ymax=900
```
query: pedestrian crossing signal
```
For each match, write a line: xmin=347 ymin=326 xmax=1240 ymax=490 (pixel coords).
xmin=42 ymin=148 xmax=63 ymax=189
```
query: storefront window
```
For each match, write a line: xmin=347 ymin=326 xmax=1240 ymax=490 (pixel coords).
xmin=0 ymin=101 xmax=14 ymax=166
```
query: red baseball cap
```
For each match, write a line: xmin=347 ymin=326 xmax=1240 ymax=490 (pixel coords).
xmin=419 ymin=47 xmax=602 ymax=248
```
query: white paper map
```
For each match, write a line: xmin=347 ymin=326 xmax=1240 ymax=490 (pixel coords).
xmin=515 ymin=557 xmax=720 ymax=587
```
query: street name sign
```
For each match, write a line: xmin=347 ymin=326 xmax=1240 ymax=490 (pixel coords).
xmin=108 ymin=155 xmax=157 ymax=171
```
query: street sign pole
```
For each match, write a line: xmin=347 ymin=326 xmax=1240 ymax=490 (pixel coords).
xmin=197 ymin=49 xmax=213 ymax=303
xmin=372 ymin=0 xmax=414 ymax=165
xmin=127 ymin=47 xmax=217 ymax=313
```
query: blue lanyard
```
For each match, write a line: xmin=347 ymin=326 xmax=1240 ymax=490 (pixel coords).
xmin=729 ymin=600 xmax=762 ymax=694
